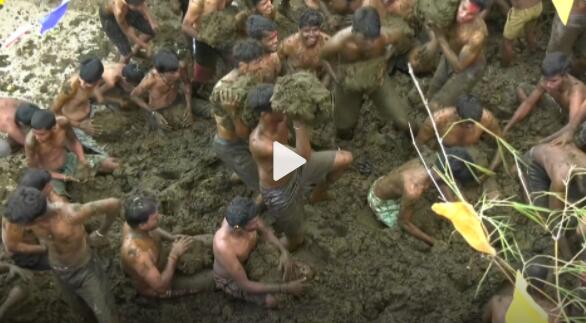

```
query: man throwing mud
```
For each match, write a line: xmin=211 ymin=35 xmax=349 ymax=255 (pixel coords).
xmin=426 ymin=0 xmax=488 ymax=111
xmin=505 ymin=52 xmax=586 ymax=145
xmin=321 ymin=7 xmax=410 ymax=139
xmin=249 ymin=84 xmax=352 ymax=250
xmin=121 ymin=194 xmax=215 ymax=298
xmin=25 ymin=110 xmax=119 ymax=196
xmin=100 ymin=0 xmax=157 ymax=62
xmin=4 ymin=187 xmax=121 ymax=323
xmin=213 ymin=196 xmax=306 ymax=307
xmin=0 ymin=98 xmax=40 ymax=157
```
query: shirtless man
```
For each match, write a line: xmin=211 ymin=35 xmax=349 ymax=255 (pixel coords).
xmin=99 ymin=0 xmax=157 ymax=62
xmin=321 ymin=7 xmax=410 ymax=139
xmin=4 ymin=187 xmax=121 ymax=323
xmin=213 ymin=196 xmax=306 ymax=307
xmin=121 ymin=194 xmax=214 ymax=298
xmin=98 ymin=62 xmax=145 ymax=107
xmin=249 ymin=84 xmax=352 ymax=250
xmin=25 ymin=110 xmax=119 ymax=197
xmin=504 ymin=53 xmax=586 ymax=145
xmin=547 ymin=0 xmax=586 ymax=76
xmin=426 ymin=0 xmax=489 ymax=111
xmin=0 ymin=98 xmax=40 ymax=157
xmin=131 ymin=49 xmax=194 ymax=127
xmin=246 ymin=15 xmax=279 ymax=53
xmin=278 ymin=9 xmax=331 ymax=80
xmin=368 ymin=147 xmax=475 ymax=245
xmin=500 ymin=0 xmax=542 ymax=66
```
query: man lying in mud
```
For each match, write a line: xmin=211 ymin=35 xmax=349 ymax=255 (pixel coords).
xmin=121 ymin=194 xmax=215 ymax=298
xmin=546 ymin=0 xmax=586 ymax=76
xmin=249 ymin=84 xmax=353 ymax=250
xmin=246 ymin=15 xmax=279 ymax=53
xmin=426 ymin=0 xmax=488 ymax=111
xmin=25 ymin=110 xmax=119 ymax=197
xmin=100 ymin=0 xmax=158 ymax=62
xmin=4 ymin=187 xmax=121 ymax=323
xmin=0 ymin=259 xmax=32 ymax=321
xmin=321 ymin=7 xmax=410 ymax=139
xmin=98 ymin=62 xmax=146 ymax=108
xmin=0 ymin=98 xmax=40 ymax=157
xmin=504 ymin=53 xmax=586 ymax=145
xmin=131 ymin=49 xmax=195 ymax=128
xmin=368 ymin=147 xmax=476 ymax=246
xmin=213 ymin=196 xmax=307 ymax=307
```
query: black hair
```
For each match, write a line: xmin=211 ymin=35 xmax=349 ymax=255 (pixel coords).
xmin=124 ymin=194 xmax=158 ymax=228
xmin=4 ymin=187 xmax=47 ymax=224
xmin=233 ymin=39 xmax=265 ymax=64
xmin=15 ymin=102 xmax=41 ymax=126
xmin=226 ymin=196 xmax=257 ymax=228
xmin=19 ymin=168 xmax=52 ymax=191
xmin=246 ymin=15 xmax=277 ymax=40
xmin=542 ymin=52 xmax=569 ymax=78
xmin=299 ymin=9 xmax=323 ymax=29
xmin=79 ymin=58 xmax=104 ymax=84
xmin=470 ymin=0 xmax=490 ymax=11
xmin=154 ymin=50 xmax=179 ymax=73
xmin=455 ymin=95 xmax=483 ymax=122
xmin=126 ymin=0 xmax=145 ymax=5
xmin=31 ymin=110 xmax=56 ymax=130
xmin=251 ymin=0 xmax=264 ymax=8
xmin=247 ymin=83 xmax=274 ymax=115
xmin=435 ymin=147 xmax=475 ymax=184
xmin=122 ymin=63 xmax=145 ymax=85
xmin=351 ymin=7 xmax=380 ymax=39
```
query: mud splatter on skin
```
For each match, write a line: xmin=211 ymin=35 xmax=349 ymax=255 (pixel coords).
xmin=0 ymin=1 xmax=566 ymax=322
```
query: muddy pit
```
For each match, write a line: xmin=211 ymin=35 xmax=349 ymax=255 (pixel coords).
xmin=0 ymin=1 xmax=572 ymax=323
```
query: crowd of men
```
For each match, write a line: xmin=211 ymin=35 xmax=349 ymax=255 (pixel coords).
xmin=0 ymin=0 xmax=585 ymax=321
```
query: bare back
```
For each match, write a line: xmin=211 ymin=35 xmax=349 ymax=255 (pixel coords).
xmin=374 ymin=159 xmax=430 ymax=201
xmin=212 ymin=219 xmax=258 ymax=278
xmin=533 ymin=143 xmax=586 ymax=184
xmin=121 ymin=224 xmax=164 ymax=296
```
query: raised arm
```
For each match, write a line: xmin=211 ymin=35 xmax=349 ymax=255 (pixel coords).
xmin=321 ymin=28 xmax=352 ymax=60
xmin=181 ymin=0 xmax=205 ymax=38
xmin=68 ymin=198 xmax=121 ymax=235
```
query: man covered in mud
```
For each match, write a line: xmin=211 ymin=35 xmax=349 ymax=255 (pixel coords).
xmin=246 ymin=15 xmax=279 ymax=53
xmin=0 ymin=98 xmax=40 ymax=157
xmin=547 ymin=0 xmax=586 ymax=76
xmin=25 ymin=110 xmax=119 ymax=197
xmin=367 ymin=147 xmax=476 ymax=245
xmin=321 ymin=7 xmax=410 ymax=139
xmin=425 ymin=0 xmax=488 ymax=111
xmin=98 ymin=62 xmax=146 ymax=107
xmin=504 ymin=53 xmax=586 ymax=145
xmin=121 ymin=194 xmax=215 ymax=298
xmin=500 ymin=0 xmax=542 ymax=66
xmin=131 ymin=49 xmax=194 ymax=127
xmin=213 ymin=196 xmax=306 ymax=307
xmin=4 ymin=187 xmax=122 ymax=323
xmin=100 ymin=0 xmax=157 ymax=62
xmin=249 ymin=84 xmax=353 ymax=250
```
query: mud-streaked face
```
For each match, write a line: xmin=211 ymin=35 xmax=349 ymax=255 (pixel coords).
xmin=161 ymin=69 xmax=181 ymax=82
xmin=244 ymin=216 xmax=259 ymax=231
xmin=262 ymin=31 xmax=279 ymax=52
xmin=300 ymin=26 xmax=321 ymax=47
xmin=80 ymin=78 xmax=100 ymax=90
xmin=256 ymin=0 xmax=274 ymax=17
xmin=141 ymin=212 xmax=160 ymax=231
xmin=457 ymin=0 xmax=480 ymax=24
xmin=544 ymin=74 xmax=564 ymax=92
xmin=33 ymin=128 xmax=52 ymax=143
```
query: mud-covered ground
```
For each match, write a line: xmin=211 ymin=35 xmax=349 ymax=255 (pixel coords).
xmin=0 ymin=1 xmax=571 ymax=322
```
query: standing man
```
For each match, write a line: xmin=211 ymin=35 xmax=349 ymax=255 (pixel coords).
xmin=500 ymin=0 xmax=542 ymax=66
xmin=0 ymin=98 xmax=40 ymax=157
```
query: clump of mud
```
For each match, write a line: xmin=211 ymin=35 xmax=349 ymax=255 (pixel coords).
xmin=338 ymin=56 xmax=387 ymax=91
xmin=197 ymin=11 xmax=238 ymax=49
xmin=416 ymin=0 xmax=460 ymax=28
xmin=271 ymin=71 xmax=333 ymax=124
xmin=211 ymin=74 xmax=262 ymax=128
xmin=176 ymin=241 xmax=214 ymax=275
xmin=382 ymin=15 xmax=415 ymax=54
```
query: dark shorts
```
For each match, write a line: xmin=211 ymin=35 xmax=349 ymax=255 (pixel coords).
xmin=212 ymin=135 xmax=259 ymax=192
xmin=99 ymin=5 xmax=155 ymax=56
xmin=11 ymin=252 xmax=50 ymax=271
xmin=214 ymin=272 xmax=267 ymax=305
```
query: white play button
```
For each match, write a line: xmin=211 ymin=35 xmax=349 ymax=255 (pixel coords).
xmin=273 ymin=142 xmax=306 ymax=181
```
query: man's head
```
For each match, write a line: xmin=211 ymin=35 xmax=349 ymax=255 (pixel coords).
xmin=19 ymin=168 xmax=52 ymax=196
xmin=252 ymin=0 xmax=274 ymax=18
xmin=31 ymin=110 xmax=57 ymax=143
xmin=233 ymin=39 xmax=265 ymax=73
xmin=455 ymin=94 xmax=483 ymax=128
xmin=248 ymin=83 xmax=284 ymax=124
xmin=154 ymin=49 xmax=180 ymax=81
xmin=125 ymin=0 xmax=145 ymax=10
xmin=352 ymin=7 xmax=381 ymax=47
xmin=14 ymin=102 xmax=41 ymax=127
xmin=299 ymin=10 xmax=323 ymax=48
xmin=4 ymin=186 xmax=47 ymax=225
xmin=226 ymin=196 xmax=259 ymax=231
xmin=435 ymin=147 xmax=476 ymax=185
xmin=122 ymin=63 xmax=145 ymax=85
xmin=542 ymin=52 xmax=569 ymax=92
xmin=79 ymin=58 xmax=104 ymax=89
xmin=124 ymin=194 xmax=160 ymax=231
xmin=246 ymin=15 xmax=278 ymax=52
xmin=457 ymin=0 xmax=487 ymax=24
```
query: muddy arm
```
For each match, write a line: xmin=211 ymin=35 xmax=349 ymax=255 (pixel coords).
xmin=114 ymin=5 xmax=148 ymax=49
xmin=3 ymin=223 xmax=46 ymax=255
xmin=548 ymin=179 xmax=565 ymax=211
xmin=59 ymin=118 xmax=86 ymax=164
xmin=503 ymin=84 xmax=544 ymax=134
xmin=436 ymin=29 xmax=484 ymax=73
xmin=399 ymin=196 xmax=434 ymax=245
xmin=321 ymin=28 xmax=352 ymax=60
xmin=156 ymin=228 xmax=176 ymax=241
xmin=293 ymin=120 xmax=312 ymax=160
xmin=134 ymin=248 xmax=178 ymax=295
xmin=257 ymin=218 xmax=287 ymax=255
xmin=69 ymin=198 xmax=121 ymax=232
xmin=181 ymin=0 xmax=204 ymax=38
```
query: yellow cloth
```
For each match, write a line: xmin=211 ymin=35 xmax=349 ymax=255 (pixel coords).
xmin=431 ymin=202 xmax=496 ymax=256
xmin=503 ymin=2 xmax=543 ymax=40
xmin=505 ymin=271 xmax=548 ymax=323
xmin=553 ymin=0 xmax=574 ymax=25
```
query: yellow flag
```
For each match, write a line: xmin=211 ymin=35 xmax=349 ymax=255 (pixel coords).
xmin=0 ymin=0 xmax=4 ymax=7
xmin=505 ymin=271 xmax=548 ymax=323
xmin=431 ymin=202 xmax=496 ymax=256
xmin=553 ymin=0 xmax=574 ymax=25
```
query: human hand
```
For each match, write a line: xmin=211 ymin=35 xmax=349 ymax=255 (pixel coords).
xmin=541 ymin=127 xmax=573 ymax=146
xmin=80 ymin=119 xmax=102 ymax=136
xmin=7 ymin=265 xmax=32 ymax=283
xmin=89 ymin=230 xmax=109 ymax=248
xmin=220 ymin=89 xmax=240 ymax=108
xmin=63 ymin=174 xmax=79 ymax=182
xmin=283 ymin=277 xmax=307 ymax=295
xmin=278 ymin=251 xmax=294 ymax=281
xmin=170 ymin=236 xmax=193 ymax=259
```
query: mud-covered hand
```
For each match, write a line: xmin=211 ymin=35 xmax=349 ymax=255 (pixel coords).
xmin=7 ymin=264 xmax=32 ymax=283
xmin=89 ymin=230 xmax=109 ymax=248
xmin=283 ymin=277 xmax=307 ymax=295
xmin=219 ymin=88 xmax=241 ymax=108
xmin=541 ymin=126 xmax=574 ymax=146
xmin=278 ymin=251 xmax=294 ymax=281
xmin=170 ymin=236 xmax=193 ymax=259
xmin=183 ymin=108 xmax=195 ymax=126
xmin=79 ymin=119 xmax=102 ymax=136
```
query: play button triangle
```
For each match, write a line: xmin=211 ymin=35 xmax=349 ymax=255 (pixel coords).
xmin=273 ymin=142 xmax=306 ymax=181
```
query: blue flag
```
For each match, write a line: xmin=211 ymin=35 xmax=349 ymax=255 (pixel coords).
xmin=40 ymin=0 xmax=70 ymax=35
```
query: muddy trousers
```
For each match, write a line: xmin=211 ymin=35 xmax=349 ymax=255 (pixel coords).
xmin=427 ymin=57 xmax=486 ymax=109
xmin=334 ymin=76 xmax=409 ymax=138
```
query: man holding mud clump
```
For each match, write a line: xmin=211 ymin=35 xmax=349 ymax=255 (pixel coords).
xmin=121 ymin=194 xmax=215 ymax=298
